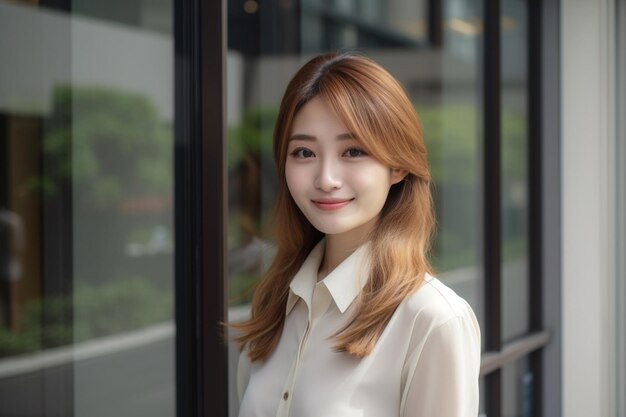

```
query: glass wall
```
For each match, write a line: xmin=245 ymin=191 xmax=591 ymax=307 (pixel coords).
xmin=0 ymin=0 xmax=545 ymax=416
xmin=0 ymin=1 xmax=175 ymax=416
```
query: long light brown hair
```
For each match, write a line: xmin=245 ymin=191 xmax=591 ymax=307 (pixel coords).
xmin=231 ymin=52 xmax=435 ymax=361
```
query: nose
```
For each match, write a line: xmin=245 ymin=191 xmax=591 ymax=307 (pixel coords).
xmin=314 ymin=157 xmax=342 ymax=192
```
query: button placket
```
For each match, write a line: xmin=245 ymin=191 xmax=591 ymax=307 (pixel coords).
xmin=276 ymin=308 xmax=311 ymax=416
xmin=278 ymin=285 xmax=331 ymax=416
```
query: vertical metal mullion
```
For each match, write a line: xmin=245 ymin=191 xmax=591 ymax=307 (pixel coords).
xmin=427 ymin=0 xmax=443 ymax=47
xmin=39 ymin=1 xmax=75 ymax=412
xmin=538 ymin=0 xmax=562 ymax=416
xmin=174 ymin=0 xmax=198 ymax=414
xmin=201 ymin=0 xmax=229 ymax=416
xmin=42 ymin=102 xmax=75 ymax=417
xmin=528 ymin=1 xmax=544 ymax=416
xmin=0 ymin=115 xmax=8 ymax=327
xmin=175 ymin=0 xmax=228 ymax=416
xmin=483 ymin=0 xmax=502 ymax=416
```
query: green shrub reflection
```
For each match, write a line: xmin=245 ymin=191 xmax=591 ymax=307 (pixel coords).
xmin=0 ymin=277 xmax=172 ymax=358
xmin=0 ymin=86 xmax=174 ymax=358
xmin=39 ymin=85 xmax=172 ymax=203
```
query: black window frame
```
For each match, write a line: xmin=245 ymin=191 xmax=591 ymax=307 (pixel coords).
xmin=174 ymin=1 xmax=228 ymax=416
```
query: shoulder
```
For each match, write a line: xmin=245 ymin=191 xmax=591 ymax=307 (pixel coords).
xmin=401 ymin=274 xmax=476 ymax=325
xmin=396 ymin=273 xmax=480 ymax=348
xmin=398 ymin=276 xmax=482 ymax=416
xmin=397 ymin=273 xmax=481 ymax=371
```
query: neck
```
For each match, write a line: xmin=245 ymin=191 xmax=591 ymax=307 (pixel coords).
xmin=317 ymin=217 xmax=376 ymax=281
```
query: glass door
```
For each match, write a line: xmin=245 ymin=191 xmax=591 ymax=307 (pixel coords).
xmin=0 ymin=1 xmax=176 ymax=415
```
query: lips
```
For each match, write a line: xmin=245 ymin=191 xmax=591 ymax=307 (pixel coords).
xmin=312 ymin=198 xmax=354 ymax=211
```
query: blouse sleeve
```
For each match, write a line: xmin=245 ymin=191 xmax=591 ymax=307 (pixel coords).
xmin=401 ymin=315 xmax=481 ymax=417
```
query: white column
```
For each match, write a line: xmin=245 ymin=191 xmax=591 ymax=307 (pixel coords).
xmin=561 ymin=1 xmax=617 ymax=417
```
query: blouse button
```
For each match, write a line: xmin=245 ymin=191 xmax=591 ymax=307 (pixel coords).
xmin=283 ymin=392 xmax=289 ymax=401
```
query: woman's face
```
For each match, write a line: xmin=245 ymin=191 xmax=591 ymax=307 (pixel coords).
xmin=285 ymin=97 xmax=406 ymax=242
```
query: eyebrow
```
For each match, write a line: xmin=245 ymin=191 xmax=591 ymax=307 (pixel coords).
xmin=288 ymin=133 xmax=355 ymax=142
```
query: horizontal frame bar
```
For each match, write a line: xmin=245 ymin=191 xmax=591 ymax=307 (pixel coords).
xmin=480 ymin=330 xmax=551 ymax=376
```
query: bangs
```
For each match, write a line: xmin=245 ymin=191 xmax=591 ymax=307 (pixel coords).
xmin=317 ymin=75 xmax=403 ymax=169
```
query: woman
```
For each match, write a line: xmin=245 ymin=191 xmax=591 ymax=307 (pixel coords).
xmin=232 ymin=52 xmax=481 ymax=417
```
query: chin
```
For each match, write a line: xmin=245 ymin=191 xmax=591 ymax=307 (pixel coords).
xmin=306 ymin=219 xmax=348 ymax=235
xmin=312 ymin=223 xmax=355 ymax=236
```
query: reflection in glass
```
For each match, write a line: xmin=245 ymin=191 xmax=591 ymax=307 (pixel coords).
xmin=0 ymin=1 xmax=175 ymax=416
xmin=501 ymin=0 xmax=529 ymax=342
xmin=502 ymin=357 xmax=533 ymax=417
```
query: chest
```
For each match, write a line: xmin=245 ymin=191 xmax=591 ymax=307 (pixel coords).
xmin=238 ymin=299 xmax=417 ymax=417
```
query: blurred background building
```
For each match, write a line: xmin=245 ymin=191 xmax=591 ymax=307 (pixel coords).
xmin=0 ymin=0 xmax=623 ymax=416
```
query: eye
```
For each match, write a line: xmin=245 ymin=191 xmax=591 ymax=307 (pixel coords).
xmin=343 ymin=147 xmax=367 ymax=158
xmin=291 ymin=147 xmax=315 ymax=158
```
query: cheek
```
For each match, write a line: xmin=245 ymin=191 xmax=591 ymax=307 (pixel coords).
xmin=285 ymin=163 xmax=305 ymax=200
xmin=349 ymin=166 xmax=393 ymax=199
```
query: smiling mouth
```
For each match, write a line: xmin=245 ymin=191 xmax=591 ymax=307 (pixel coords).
xmin=312 ymin=198 xmax=354 ymax=211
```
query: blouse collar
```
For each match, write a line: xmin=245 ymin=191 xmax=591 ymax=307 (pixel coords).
xmin=286 ymin=238 xmax=370 ymax=315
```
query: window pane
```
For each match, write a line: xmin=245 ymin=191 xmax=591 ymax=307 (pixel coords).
xmin=227 ymin=0 xmax=484 ymax=414
xmin=431 ymin=0 xmax=484 ymax=323
xmin=501 ymin=0 xmax=529 ymax=342
xmin=502 ymin=357 xmax=534 ymax=417
xmin=0 ymin=2 xmax=175 ymax=416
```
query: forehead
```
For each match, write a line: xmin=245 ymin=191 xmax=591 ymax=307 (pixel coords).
xmin=290 ymin=97 xmax=350 ymax=136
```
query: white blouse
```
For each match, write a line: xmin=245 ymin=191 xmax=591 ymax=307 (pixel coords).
xmin=237 ymin=239 xmax=481 ymax=417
